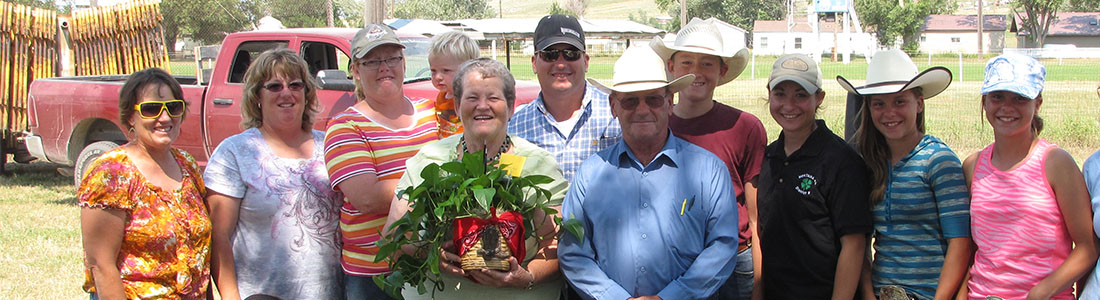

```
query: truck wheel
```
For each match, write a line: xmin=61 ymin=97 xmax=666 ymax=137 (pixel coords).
xmin=74 ymin=141 xmax=120 ymax=186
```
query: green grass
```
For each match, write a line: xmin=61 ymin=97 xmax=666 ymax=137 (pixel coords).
xmin=0 ymin=162 xmax=83 ymax=299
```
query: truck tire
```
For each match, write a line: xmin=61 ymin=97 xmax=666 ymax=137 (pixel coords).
xmin=74 ymin=141 xmax=120 ymax=186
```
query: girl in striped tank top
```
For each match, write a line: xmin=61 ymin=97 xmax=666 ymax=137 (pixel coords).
xmin=962 ymin=54 xmax=1096 ymax=300
xmin=841 ymin=49 xmax=971 ymax=300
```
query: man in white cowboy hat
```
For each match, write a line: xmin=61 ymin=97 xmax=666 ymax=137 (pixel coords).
xmin=508 ymin=14 xmax=622 ymax=182
xmin=650 ymin=17 xmax=765 ymax=300
xmin=559 ymin=45 xmax=740 ymax=300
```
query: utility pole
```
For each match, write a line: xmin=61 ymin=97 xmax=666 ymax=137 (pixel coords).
xmin=364 ymin=0 xmax=385 ymax=25
xmin=978 ymin=0 xmax=984 ymax=56
xmin=680 ymin=0 xmax=687 ymax=28
xmin=499 ymin=0 xmax=503 ymax=18
xmin=326 ymin=0 xmax=334 ymax=27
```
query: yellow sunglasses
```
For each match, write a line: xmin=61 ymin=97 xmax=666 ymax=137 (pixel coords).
xmin=134 ymin=100 xmax=186 ymax=119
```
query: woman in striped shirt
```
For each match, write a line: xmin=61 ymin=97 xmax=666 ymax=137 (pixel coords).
xmin=961 ymin=54 xmax=1096 ymax=299
xmin=324 ymin=24 xmax=439 ymax=299
xmin=841 ymin=49 xmax=971 ymax=300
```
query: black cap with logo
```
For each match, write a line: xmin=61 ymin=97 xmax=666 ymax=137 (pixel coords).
xmin=534 ymin=14 xmax=585 ymax=51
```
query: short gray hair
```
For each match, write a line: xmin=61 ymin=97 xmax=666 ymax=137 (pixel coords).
xmin=452 ymin=57 xmax=516 ymax=109
xmin=429 ymin=31 xmax=479 ymax=62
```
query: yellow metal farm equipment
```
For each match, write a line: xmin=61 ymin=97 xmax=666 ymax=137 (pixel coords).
xmin=0 ymin=0 xmax=168 ymax=171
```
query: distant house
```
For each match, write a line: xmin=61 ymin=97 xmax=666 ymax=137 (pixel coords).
xmin=919 ymin=14 xmax=1006 ymax=54
xmin=1012 ymin=12 xmax=1100 ymax=47
xmin=752 ymin=17 xmax=875 ymax=56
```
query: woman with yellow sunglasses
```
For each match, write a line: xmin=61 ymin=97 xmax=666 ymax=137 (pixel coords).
xmin=77 ymin=67 xmax=211 ymax=299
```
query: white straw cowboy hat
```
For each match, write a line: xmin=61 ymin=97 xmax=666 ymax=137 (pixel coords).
xmin=650 ymin=17 xmax=750 ymax=86
xmin=588 ymin=45 xmax=695 ymax=94
xmin=836 ymin=49 xmax=952 ymax=98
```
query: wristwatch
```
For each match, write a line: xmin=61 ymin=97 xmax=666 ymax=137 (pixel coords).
xmin=525 ymin=273 xmax=535 ymax=290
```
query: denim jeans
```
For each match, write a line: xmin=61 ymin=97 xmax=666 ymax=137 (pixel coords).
xmin=708 ymin=246 xmax=754 ymax=300
xmin=346 ymin=274 xmax=395 ymax=300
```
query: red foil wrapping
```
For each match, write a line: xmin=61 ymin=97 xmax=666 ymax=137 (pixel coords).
xmin=453 ymin=208 xmax=526 ymax=263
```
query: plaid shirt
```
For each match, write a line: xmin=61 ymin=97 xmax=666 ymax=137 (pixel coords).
xmin=508 ymin=83 xmax=621 ymax=181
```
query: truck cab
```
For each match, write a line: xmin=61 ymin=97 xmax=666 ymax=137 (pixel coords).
xmin=24 ymin=28 xmax=541 ymax=184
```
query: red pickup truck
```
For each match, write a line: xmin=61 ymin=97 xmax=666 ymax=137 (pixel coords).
xmin=23 ymin=28 xmax=540 ymax=184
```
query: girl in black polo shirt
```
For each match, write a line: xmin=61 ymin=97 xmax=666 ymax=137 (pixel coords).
xmin=757 ymin=54 xmax=873 ymax=300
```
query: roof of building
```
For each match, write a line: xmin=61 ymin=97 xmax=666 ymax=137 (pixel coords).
xmin=1013 ymin=12 xmax=1100 ymax=36
xmin=921 ymin=14 xmax=1007 ymax=31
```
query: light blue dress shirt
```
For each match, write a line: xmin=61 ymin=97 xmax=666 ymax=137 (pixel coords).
xmin=507 ymin=83 xmax=622 ymax=181
xmin=559 ymin=134 xmax=739 ymax=300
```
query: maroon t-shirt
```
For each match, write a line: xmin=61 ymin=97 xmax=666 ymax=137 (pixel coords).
xmin=670 ymin=101 xmax=767 ymax=244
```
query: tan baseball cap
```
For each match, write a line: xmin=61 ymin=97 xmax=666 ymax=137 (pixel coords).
xmin=351 ymin=24 xmax=404 ymax=60
xmin=768 ymin=54 xmax=822 ymax=94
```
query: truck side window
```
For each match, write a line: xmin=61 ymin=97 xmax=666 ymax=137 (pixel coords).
xmin=300 ymin=41 xmax=350 ymax=78
xmin=228 ymin=41 xmax=289 ymax=83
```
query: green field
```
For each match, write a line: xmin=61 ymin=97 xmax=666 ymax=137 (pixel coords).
xmin=6 ymin=54 xmax=1100 ymax=298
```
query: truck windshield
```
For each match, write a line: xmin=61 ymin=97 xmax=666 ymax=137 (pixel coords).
xmin=400 ymin=37 xmax=431 ymax=83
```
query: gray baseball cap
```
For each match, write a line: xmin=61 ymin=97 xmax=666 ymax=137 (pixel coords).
xmin=351 ymin=24 xmax=404 ymax=60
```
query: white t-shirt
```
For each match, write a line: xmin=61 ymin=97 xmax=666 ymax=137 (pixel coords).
xmin=552 ymin=109 xmax=583 ymax=136
xmin=203 ymin=128 xmax=344 ymax=299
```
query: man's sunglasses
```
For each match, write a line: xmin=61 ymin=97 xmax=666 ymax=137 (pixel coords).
xmin=618 ymin=94 xmax=667 ymax=110
xmin=263 ymin=81 xmax=305 ymax=93
xmin=537 ymin=49 xmax=584 ymax=62
xmin=134 ymin=100 xmax=186 ymax=119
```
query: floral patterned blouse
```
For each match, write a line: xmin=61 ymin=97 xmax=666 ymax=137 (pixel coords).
xmin=78 ymin=147 xmax=211 ymax=299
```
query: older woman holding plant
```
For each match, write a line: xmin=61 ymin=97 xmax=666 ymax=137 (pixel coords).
xmin=383 ymin=57 xmax=568 ymax=299
xmin=204 ymin=49 xmax=344 ymax=300
xmin=79 ymin=68 xmax=210 ymax=299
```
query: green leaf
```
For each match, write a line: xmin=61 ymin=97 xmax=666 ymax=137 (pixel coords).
xmin=561 ymin=215 xmax=585 ymax=243
xmin=427 ymin=248 xmax=441 ymax=275
xmin=419 ymin=163 xmax=441 ymax=184
xmin=523 ymin=174 xmax=554 ymax=185
xmin=440 ymin=161 xmax=465 ymax=176
xmin=462 ymin=150 xmax=486 ymax=174
xmin=472 ymin=188 xmax=495 ymax=211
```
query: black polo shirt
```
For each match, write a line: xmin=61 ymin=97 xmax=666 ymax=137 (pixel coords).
xmin=758 ymin=120 xmax=872 ymax=300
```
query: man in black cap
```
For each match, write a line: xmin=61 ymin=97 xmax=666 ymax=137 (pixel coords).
xmin=507 ymin=14 xmax=621 ymax=183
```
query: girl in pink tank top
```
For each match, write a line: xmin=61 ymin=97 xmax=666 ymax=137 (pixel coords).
xmin=963 ymin=54 xmax=1096 ymax=300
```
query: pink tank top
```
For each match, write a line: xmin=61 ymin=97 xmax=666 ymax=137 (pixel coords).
xmin=968 ymin=138 xmax=1073 ymax=300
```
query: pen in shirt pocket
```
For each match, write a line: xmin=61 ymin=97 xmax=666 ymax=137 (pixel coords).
xmin=680 ymin=195 xmax=696 ymax=215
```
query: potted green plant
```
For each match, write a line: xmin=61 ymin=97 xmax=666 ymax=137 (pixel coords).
xmin=373 ymin=150 xmax=582 ymax=298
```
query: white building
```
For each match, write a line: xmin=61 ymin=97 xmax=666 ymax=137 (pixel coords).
xmin=919 ymin=15 xmax=1006 ymax=54
xmin=752 ymin=17 xmax=875 ymax=56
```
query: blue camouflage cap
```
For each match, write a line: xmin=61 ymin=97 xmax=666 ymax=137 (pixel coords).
xmin=980 ymin=53 xmax=1045 ymax=100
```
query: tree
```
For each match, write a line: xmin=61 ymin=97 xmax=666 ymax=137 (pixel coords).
xmin=1012 ymin=0 xmax=1064 ymax=47
xmin=856 ymin=0 xmax=955 ymax=51
xmin=562 ymin=0 xmax=590 ymax=17
xmin=160 ymin=0 xmax=260 ymax=51
xmin=1065 ymin=0 xmax=1100 ymax=11
xmin=629 ymin=9 xmax=672 ymax=31
xmin=653 ymin=0 xmax=784 ymax=32
xmin=9 ymin=0 xmax=71 ymax=14
xmin=266 ymin=0 xmax=348 ymax=27
xmin=392 ymin=0 xmax=494 ymax=20
xmin=548 ymin=2 xmax=576 ymax=17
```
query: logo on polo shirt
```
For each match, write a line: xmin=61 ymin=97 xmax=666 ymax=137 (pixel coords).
xmin=795 ymin=173 xmax=816 ymax=195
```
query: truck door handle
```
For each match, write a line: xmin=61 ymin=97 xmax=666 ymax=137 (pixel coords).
xmin=212 ymin=98 xmax=233 ymax=105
